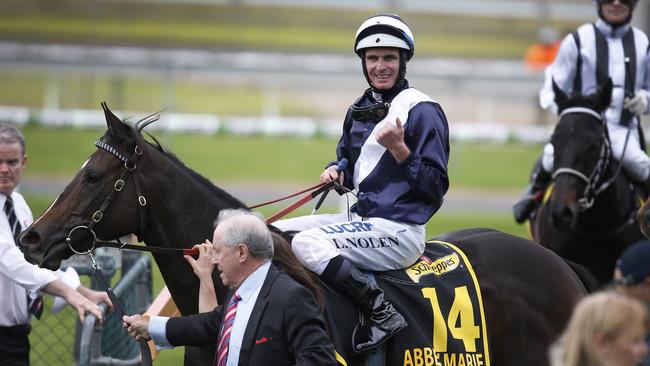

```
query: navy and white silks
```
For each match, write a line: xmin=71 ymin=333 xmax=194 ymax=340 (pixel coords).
xmin=539 ymin=19 xmax=650 ymax=182
xmin=274 ymin=84 xmax=450 ymax=274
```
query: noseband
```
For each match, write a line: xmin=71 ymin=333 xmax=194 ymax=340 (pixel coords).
xmin=66 ymin=139 xmax=147 ymax=255
xmin=551 ymin=107 xmax=612 ymax=211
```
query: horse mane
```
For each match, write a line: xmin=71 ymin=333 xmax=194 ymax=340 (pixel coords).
xmin=132 ymin=123 xmax=248 ymax=210
xmin=132 ymin=117 xmax=324 ymax=305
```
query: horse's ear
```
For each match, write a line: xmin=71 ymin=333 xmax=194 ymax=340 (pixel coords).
xmin=101 ymin=102 xmax=123 ymax=134
xmin=552 ymin=79 xmax=570 ymax=112
xmin=101 ymin=102 xmax=134 ymax=143
xmin=595 ymin=78 xmax=613 ymax=113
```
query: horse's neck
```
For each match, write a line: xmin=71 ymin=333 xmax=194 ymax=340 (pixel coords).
xmin=139 ymin=154 xmax=242 ymax=247
xmin=139 ymin=153 xmax=239 ymax=312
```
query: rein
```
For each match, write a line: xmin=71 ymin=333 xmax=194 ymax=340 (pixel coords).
xmin=249 ymin=181 xmax=337 ymax=224
xmin=65 ymin=139 xmax=157 ymax=366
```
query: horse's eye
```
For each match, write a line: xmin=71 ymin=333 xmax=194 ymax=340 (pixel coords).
xmin=85 ymin=172 xmax=103 ymax=184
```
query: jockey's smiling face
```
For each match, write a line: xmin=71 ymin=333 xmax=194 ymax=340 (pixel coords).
xmin=364 ymin=48 xmax=400 ymax=91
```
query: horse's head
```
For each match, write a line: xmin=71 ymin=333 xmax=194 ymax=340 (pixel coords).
xmin=548 ymin=79 xmax=613 ymax=228
xmin=22 ymin=103 xmax=151 ymax=269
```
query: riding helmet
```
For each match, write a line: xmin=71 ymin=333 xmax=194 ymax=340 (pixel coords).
xmin=354 ymin=13 xmax=415 ymax=60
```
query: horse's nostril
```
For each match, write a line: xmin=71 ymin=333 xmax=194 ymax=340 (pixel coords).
xmin=552 ymin=205 xmax=575 ymax=227
xmin=21 ymin=230 xmax=41 ymax=246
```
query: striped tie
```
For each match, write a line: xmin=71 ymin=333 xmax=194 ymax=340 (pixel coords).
xmin=4 ymin=196 xmax=21 ymax=244
xmin=216 ymin=292 xmax=241 ymax=366
xmin=5 ymin=196 xmax=44 ymax=319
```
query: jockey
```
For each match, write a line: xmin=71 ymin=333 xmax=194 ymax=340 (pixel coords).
xmin=513 ymin=0 xmax=650 ymax=224
xmin=273 ymin=14 xmax=450 ymax=354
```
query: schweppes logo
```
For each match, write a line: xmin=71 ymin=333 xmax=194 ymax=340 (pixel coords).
xmin=406 ymin=253 xmax=460 ymax=283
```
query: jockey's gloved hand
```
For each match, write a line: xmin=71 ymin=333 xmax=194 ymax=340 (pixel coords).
xmin=624 ymin=89 xmax=650 ymax=115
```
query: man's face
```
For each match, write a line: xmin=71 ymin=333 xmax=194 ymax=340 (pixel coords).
xmin=212 ymin=227 xmax=244 ymax=289
xmin=0 ymin=142 xmax=26 ymax=196
xmin=364 ymin=48 xmax=401 ymax=91
xmin=601 ymin=0 xmax=632 ymax=25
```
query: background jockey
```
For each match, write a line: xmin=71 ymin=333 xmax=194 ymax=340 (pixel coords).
xmin=513 ymin=0 xmax=650 ymax=224
xmin=273 ymin=13 xmax=449 ymax=354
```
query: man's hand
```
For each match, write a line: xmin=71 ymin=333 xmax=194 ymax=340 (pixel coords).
xmin=184 ymin=242 xmax=215 ymax=282
xmin=624 ymin=90 xmax=649 ymax=115
xmin=377 ymin=117 xmax=410 ymax=163
xmin=320 ymin=165 xmax=344 ymax=185
xmin=43 ymin=279 xmax=104 ymax=322
xmin=66 ymin=291 xmax=105 ymax=323
xmin=123 ymin=314 xmax=152 ymax=342
xmin=78 ymin=286 xmax=114 ymax=312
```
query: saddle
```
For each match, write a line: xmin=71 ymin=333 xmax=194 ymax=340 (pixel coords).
xmin=324 ymin=240 xmax=491 ymax=366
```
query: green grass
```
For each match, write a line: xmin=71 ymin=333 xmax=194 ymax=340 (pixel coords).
xmin=21 ymin=126 xmax=539 ymax=188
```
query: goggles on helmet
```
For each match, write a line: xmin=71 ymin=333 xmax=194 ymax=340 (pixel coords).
xmin=350 ymin=102 xmax=391 ymax=123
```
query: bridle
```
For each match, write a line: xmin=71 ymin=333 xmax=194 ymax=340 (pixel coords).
xmin=65 ymin=139 xmax=147 ymax=256
xmin=61 ymin=137 xmax=154 ymax=366
xmin=551 ymin=106 xmax=617 ymax=211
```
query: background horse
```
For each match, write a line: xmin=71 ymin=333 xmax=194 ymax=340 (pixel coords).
xmin=529 ymin=80 xmax=643 ymax=286
xmin=21 ymin=104 xmax=587 ymax=366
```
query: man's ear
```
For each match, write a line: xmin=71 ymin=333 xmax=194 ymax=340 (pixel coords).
xmin=237 ymin=243 xmax=249 ymax=263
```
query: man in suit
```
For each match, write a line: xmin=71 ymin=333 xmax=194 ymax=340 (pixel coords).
xmin=123 ymin=209 xmax=336 ymax=366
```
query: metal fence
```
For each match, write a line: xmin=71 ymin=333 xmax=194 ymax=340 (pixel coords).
xmin=29 ymin=250 xmax=153 ymax=366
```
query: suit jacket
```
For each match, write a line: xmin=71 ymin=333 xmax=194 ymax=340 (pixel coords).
xmin=166 ymin=264 xmax=336 ymax=366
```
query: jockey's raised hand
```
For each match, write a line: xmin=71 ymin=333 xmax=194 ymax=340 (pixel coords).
xmin=377 ymin=117 xmax=410 ymax=164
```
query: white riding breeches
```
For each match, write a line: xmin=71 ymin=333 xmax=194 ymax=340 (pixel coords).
xmin=273 ymin=212 xmax=426 ymax=275
xmin=541 ymin=123 xmax=650 ymax=182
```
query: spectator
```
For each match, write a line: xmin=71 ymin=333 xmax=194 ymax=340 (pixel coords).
xmin=549 ymin=291 xmax=648 ymax=366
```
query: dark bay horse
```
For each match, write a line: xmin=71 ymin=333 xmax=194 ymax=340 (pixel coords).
xmin=530 ymin=80 xmax=643 ymax=285
xmin=21 ymin=104 xmax=587 ymax=366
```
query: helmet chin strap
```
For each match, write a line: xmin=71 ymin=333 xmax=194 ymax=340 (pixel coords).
xmin=361 ymin=50 xmax=408 ymax=101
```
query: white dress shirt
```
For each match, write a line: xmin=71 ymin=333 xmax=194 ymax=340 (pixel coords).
xmin=0 ymin=192 xmax=58 ymax=327
xmin=149 ymin=261 xmax=271 ymax=366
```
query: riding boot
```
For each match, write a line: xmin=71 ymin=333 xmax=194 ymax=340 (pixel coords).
xmin=321 ymin=256 xmax=407 ymax=354
xmin=513 ymin=157 xmax=551 ymax=223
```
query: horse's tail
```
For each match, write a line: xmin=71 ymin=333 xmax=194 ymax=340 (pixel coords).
xmin=564 ymin=259 xmax=599 ymax=293
xmin=269 ymin=231 xmax=326 ymax=308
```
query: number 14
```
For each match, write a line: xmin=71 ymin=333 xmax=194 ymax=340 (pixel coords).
xmin=422 ymin=286 xmax=480 ymax=353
